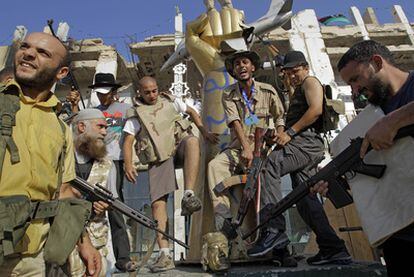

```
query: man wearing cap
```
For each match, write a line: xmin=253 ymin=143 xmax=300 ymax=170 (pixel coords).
xmin=69 ymin=108 xmax=117 ymax=276
xmin=207 ymin=49 xmax=290 ymax=261
xmin=250 ymin=50 xmax=351 ymax=264
xmin=67 ymin=73 xmax=136 ymax=272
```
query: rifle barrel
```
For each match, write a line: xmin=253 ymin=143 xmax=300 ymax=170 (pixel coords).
xmin=71 ymin=177 xmax=189 ymax=249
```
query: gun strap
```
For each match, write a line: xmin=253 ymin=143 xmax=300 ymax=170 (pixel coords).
xmin=214 ymin=175 xmax=247 ymax=194
xmin=0 ymin=86 xmax=21 ymax=179
xmin=53 ymin=116 xmax=68 ymax=200
xmin=30 ymin=200 xmax=60 ymax=219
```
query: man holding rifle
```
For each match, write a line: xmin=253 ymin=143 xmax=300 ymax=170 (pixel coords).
xmin=69 ymin=108 xmax=138 ymax=275
xmin=314 ymin=40 xmax=414 ymax=276
xmin=67 ymin=73 xmax=136 ymax=272
xmin=247 ymin=51 xmax=351 ymax=264
xmin=207 ymin=48 xmax=288 ymax=264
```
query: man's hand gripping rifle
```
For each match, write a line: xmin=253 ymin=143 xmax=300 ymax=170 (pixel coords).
xmin=234 ymin=127 xmax=270 ymax=228
xmin=242 ymin=124 xmax=414 ymax=240
xmin=213 ymin=127 xmax=270 ymax=239
xmin=70 ymin=176 xmax=189 ymax=249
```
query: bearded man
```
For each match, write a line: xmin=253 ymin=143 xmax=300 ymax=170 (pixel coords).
xmin=69 ymin=108 xmax=119 ymax=276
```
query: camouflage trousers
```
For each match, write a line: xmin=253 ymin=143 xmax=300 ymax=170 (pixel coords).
xmin=207 ymin=148 xmax=242 ymax=219
xmin=0 ymin=250 xmax=46 ymax=276
xmin=69 ymin=245 xmax=108 ymax=277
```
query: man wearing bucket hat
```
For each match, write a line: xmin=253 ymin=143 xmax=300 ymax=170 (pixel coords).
xmin=207 ymin=46 xmax=291 ymax=266
xmin=68 ymin=73 xmax=136 ymax=272
xmin=252 ymin=50 xmax=351 ymax=265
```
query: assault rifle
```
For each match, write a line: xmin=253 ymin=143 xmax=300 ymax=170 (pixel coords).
xmin=70 ymin=176 xmax=189 ymax=249
xmin=214 ymin=127 xmax=272 ymax=230
xmin=242 ymin=124 xmax=414 ymax=240
xmin=47 ymin=19 xmax=86 ymax=110
xmin=233 ymin=127 xmax=268 ymax=227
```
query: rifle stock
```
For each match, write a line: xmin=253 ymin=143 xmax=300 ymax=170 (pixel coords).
xmin=47 ymin=19 xmax=85 ymax=109
xmin=70 ymin=176 xmax=189 ymax=249
xmin=242 ymin=124 xmax=414 ymax=240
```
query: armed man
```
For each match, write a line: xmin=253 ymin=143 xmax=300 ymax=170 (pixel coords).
xmin=67 ymin=73 xmax=136 ymax=272
xmin=207 ymin=47 xmax=296 ymax=266
xmin=248 ymin=50 xmax=351 ymax=264
xmin=122 ymin=76 xmax=218 ymax=272
xmin=314 ymin=40 xmax=414 ymax=277
xmin=68 ymin=108 xmax=127 ymax=276
xmin=0 ymin=32 xmax=101 ymax=276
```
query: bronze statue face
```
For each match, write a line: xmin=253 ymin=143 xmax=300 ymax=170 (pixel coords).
xmin=202 ymin=232 xmax=230 ymax=272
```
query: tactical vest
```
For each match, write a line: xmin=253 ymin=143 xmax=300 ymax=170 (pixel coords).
xmin=0 ymin=82 xmax=74 ymax=264
xmin=68 ymin=158 xmax=112 ymax=276
xmin=285 ymin=76 xmax=322 ymax=131
xmin=84 ymin=158 xmax=112 ymax=249
xmin=129 ymin=95 xmax=191 ymax=165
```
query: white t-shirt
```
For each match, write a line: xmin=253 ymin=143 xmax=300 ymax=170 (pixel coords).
xmin=123 ymin=98 xmax=188 ymax=136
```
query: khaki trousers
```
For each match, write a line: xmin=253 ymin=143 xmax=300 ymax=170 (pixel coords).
xmin=207 ymin=148 xmax=242 ymax=219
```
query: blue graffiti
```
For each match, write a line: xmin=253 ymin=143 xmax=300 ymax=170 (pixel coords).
xmin=206 ymin=114 xmax=230 ymax=150
xmin=204 ymin=67 xmax=233 ymax=94
xmin=206 ymin=114 xmax=226 ymax=131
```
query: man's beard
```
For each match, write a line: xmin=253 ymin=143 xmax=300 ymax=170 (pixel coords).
xmin=14 ymin=63 xmax=58 ymax=91
xmin=75 ymin=132 xmax=107 ymax=160
xmin=367 ymin=76 xmax=390 ymax=106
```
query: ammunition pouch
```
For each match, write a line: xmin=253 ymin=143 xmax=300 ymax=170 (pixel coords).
xmin=174 ymin=118 xmax=192 ymax=142
xmin=0 ymin=195 xmax=31 ymax=265
xmin=0 ymin=195 xmax=72 ymax=265
xmin=135 ymin=128 xmax=158 ymax=165
xmin=44 ymin=198 xmax=92 ymax=265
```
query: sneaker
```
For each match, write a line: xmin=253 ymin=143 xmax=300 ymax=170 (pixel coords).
xmin=181 ymin=194 xmax=202 ymax=216
xmin=306 ymin=249 xmax=352 ymax=265
xmin=149 ymin=252 xmax=175 ymax=273
xmin=247 ymin=230 xmax=289 ymax=257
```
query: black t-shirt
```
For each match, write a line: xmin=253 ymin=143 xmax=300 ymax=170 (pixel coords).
xmin=381 ymin=71 xmax=414 ymax=242
xmin=382 ymin=71 xmax=414 ymax=114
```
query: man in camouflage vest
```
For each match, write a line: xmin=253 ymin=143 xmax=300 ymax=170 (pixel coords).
xmin=123 ymin=76 xmax=218 ymax=272
xmin=69 ymin=108 xmax=121 ymax=276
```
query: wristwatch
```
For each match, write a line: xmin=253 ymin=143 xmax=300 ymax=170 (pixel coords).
xmin=286 ymin=127 xmax=297 ymax=138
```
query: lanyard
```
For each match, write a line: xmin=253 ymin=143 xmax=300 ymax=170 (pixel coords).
xmin=240 ymin=85 xmax=255 ymax=115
